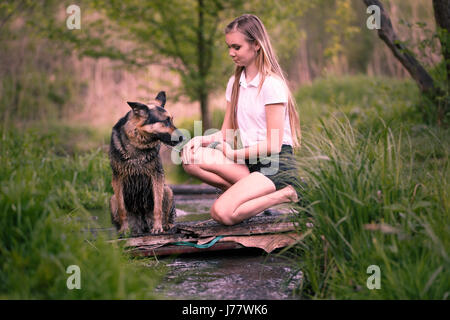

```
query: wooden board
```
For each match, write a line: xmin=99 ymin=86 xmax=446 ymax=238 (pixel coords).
xmin=126 ymin=242 xmax=245 ymax=257
xmin=110 ymin=213 xmax=302 ymax=257
xmin=169 ymin=184 xmax=221 ymax=195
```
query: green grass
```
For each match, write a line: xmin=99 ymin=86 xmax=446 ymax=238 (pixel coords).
xmin=1 ymin=73 xmax=448 ymax=299
xmin=0 ymin=125 xmax=167 ymax=299
xmin=285 ymin=75 xmax=449 ymax=299
xmin=295 ymin=74 xmax=422 ymax=134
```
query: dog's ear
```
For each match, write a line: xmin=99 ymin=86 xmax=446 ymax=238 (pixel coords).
xmin=155 ymin=91 xmax=166 ymax=108
xmin=127 ymin=101 xmax=148 ymax=116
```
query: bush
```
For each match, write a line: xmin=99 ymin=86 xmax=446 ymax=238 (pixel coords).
xmin=0 ymin=128 xmax=166 ymax=299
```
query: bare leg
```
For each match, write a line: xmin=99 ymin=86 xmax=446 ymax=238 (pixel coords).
xmin=211 ymin=172 xmax=298 ymax=225
xmin=182 ymin=163 xmax=234 ymax=191
xmin=182 ymin=147 xmax=250 ymax=191
xmin=231 ymin=185 xmax=298 ymax=223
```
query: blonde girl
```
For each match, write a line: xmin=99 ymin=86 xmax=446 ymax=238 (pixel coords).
xmin=181 ymin=14 xmax=302 ymax=226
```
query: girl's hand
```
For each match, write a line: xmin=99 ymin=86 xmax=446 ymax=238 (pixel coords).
xmin=215 ymin=141 xmax=235 ymax=161
xmin=181 ymin=136 xmax=203 ymax=164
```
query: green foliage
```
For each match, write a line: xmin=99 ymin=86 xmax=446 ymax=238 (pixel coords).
xmin=290 ymin=120 xmax=448 ymax=299
xmin=419 ymin=76 xmax=450 ymax=127
xmin=0 ymin=17 xmax=90 ymax=125
xmin=283 ymin=75 xmax=449 ymax=299
xmin=323 ymin=0 xmax=360 ymax=59
xmin=22 ymin=0 xmax=312 ymax=127
xmin=0 ymin=127 xmax=165 ymax=299
xmin=296 ymin=74 xmax=421 ymax=133
xmin=397 ymin=16 xmax=450 ymax=126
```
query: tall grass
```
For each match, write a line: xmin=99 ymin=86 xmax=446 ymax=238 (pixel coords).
xmin=295 ymin=74 xmax=422 ymax=134
xmin=286 ymin=76 xmax=449 ymax=299
xmin=0 ymin=127 xmax=166 ymax=299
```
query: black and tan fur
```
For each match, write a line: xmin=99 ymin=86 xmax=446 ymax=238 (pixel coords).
xmin=109 ymin=91 xmax=183 ymax=235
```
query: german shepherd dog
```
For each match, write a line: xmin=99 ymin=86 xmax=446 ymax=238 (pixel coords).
xmin=109 ymin=91 xmax=183 ymax=235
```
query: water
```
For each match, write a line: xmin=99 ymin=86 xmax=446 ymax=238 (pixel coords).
xmin=155 ymin=250 xmax=302 ymax=300
xmin=153 ymin=193 xmax=302 ymax=300
xmin=89 ymin=191 xmax=302 ymax=299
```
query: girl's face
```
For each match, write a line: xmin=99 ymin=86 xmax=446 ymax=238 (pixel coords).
xmin=225 ymin=31 xmax=260 ymax=68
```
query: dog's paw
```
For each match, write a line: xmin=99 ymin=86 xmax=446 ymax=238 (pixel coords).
xmin=165 ymin=222 xmax=176 ymax=230
xmin=118 ymin=223 xmax=131 ymax=237
xmin=151 ymin=224 xmax=164 ymax=234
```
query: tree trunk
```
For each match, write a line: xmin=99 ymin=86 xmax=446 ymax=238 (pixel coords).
xmin=200 ymin=90 xmax=211 ymax=130
xmin=432 ymin=0 xmax=450 ymax=94
xmin=362 ymin=0 xmax=436 ymax=95
xmin=196 ymin=0 xmax=211 ymax=130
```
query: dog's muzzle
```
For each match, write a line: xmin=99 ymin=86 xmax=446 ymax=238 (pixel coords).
xmin=169 ymin=129 xmax=185 ymax=146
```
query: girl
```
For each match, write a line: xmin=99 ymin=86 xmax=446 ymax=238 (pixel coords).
xmin=181 ymin=14 xmax=302 ymax=226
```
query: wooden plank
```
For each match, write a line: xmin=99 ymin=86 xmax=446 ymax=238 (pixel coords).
xmin=169 ymin=184 xmax=221 ymax=195
xmin=177 ymin=222 xmax=296 ymax=237
xmin=217 ymin=232 xmax=301 ymax=253
xmin=126 ymin=232 xmax=301 ymax=257
xmin=110 ymin=233 xmax=198 ymax=248
xmin=176 ymin=214 xmax=298 ymax=237
xmin=110 ymin=214 xmax=297 ymax=247
xmin=127 ymin=242 xmax=244 ymax=257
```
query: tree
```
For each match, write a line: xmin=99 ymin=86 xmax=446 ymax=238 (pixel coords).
xmin=37 ymin=0 xmax=311 ymax=130
xmin=76 ymin=0 xmax=245 ymax=130
xmin=2 ymin=1 xmax=311 ymax=128
xmin=362 ymin=0 xmax=449 ymax=125
xmin=432 ymin=0 xmax=450 ymax=95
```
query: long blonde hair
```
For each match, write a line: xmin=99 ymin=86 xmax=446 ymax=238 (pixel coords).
xmin=225 ymin=14 xmax=301 ymax=148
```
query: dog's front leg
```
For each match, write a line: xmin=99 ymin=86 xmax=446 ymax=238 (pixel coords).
xmin=112 ymin=177 xmax=129 ymax=235
xmin=150 ymin=177 xmax=164 ymax=234
xmin=162 ymin=185 xmax=175 ymax=230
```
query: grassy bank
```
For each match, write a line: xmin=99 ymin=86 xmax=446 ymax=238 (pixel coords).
xmin=287 ymin=75 xmax=449 ymax=299
xmin=1 ymin=74 xmax=447 ymax=299
xmin=0 ymin=125 xmax=166 ymax=299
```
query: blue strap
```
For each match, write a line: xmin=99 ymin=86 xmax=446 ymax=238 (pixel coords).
xmin=173 ymin=236 xmax=225 ymax=249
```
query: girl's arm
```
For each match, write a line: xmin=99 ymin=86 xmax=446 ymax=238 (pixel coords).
xmin=181 ymin=101 xmax=233 ymax=164
xmin=220 ymin=103 xmax=285 ymax=161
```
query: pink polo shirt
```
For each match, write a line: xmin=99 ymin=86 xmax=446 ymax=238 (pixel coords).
xmin=225 ymin=70 xmax=293 ymax=148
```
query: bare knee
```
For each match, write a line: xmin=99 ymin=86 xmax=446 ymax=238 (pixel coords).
xmin=210 ymin=202 xmax=236 ymax=226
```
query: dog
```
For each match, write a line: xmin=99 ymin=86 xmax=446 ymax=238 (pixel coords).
xmin=109 ymin=91 xmax=184 ymax=235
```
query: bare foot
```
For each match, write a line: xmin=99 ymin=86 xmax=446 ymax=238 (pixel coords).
xmin=282 ymin=185 xmax=299 ymax=203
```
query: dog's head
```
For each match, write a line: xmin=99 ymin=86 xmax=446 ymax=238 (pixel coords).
xmin=126 ymin=91 xmax=184 ymax=147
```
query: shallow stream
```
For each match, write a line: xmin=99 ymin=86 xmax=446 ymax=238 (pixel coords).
xmin=152 ymin=193 xmax=302 ymax=300
xmin=90 ymin=190 xmax=302 ymax=299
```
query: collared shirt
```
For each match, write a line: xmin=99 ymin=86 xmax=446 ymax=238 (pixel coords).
xmin=225 ymin=70 xmax=293 ymax=148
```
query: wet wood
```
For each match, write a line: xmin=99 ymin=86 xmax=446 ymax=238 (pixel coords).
xmin=127 ymin=242 xmax=245 ymax=257
xmin=176 ymin=218 xmax=297 ymax=237
xmin=110 ymin=212 xmax=302 ymax=257
xmin=169 ymin=184 xmax=221 ymax=195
